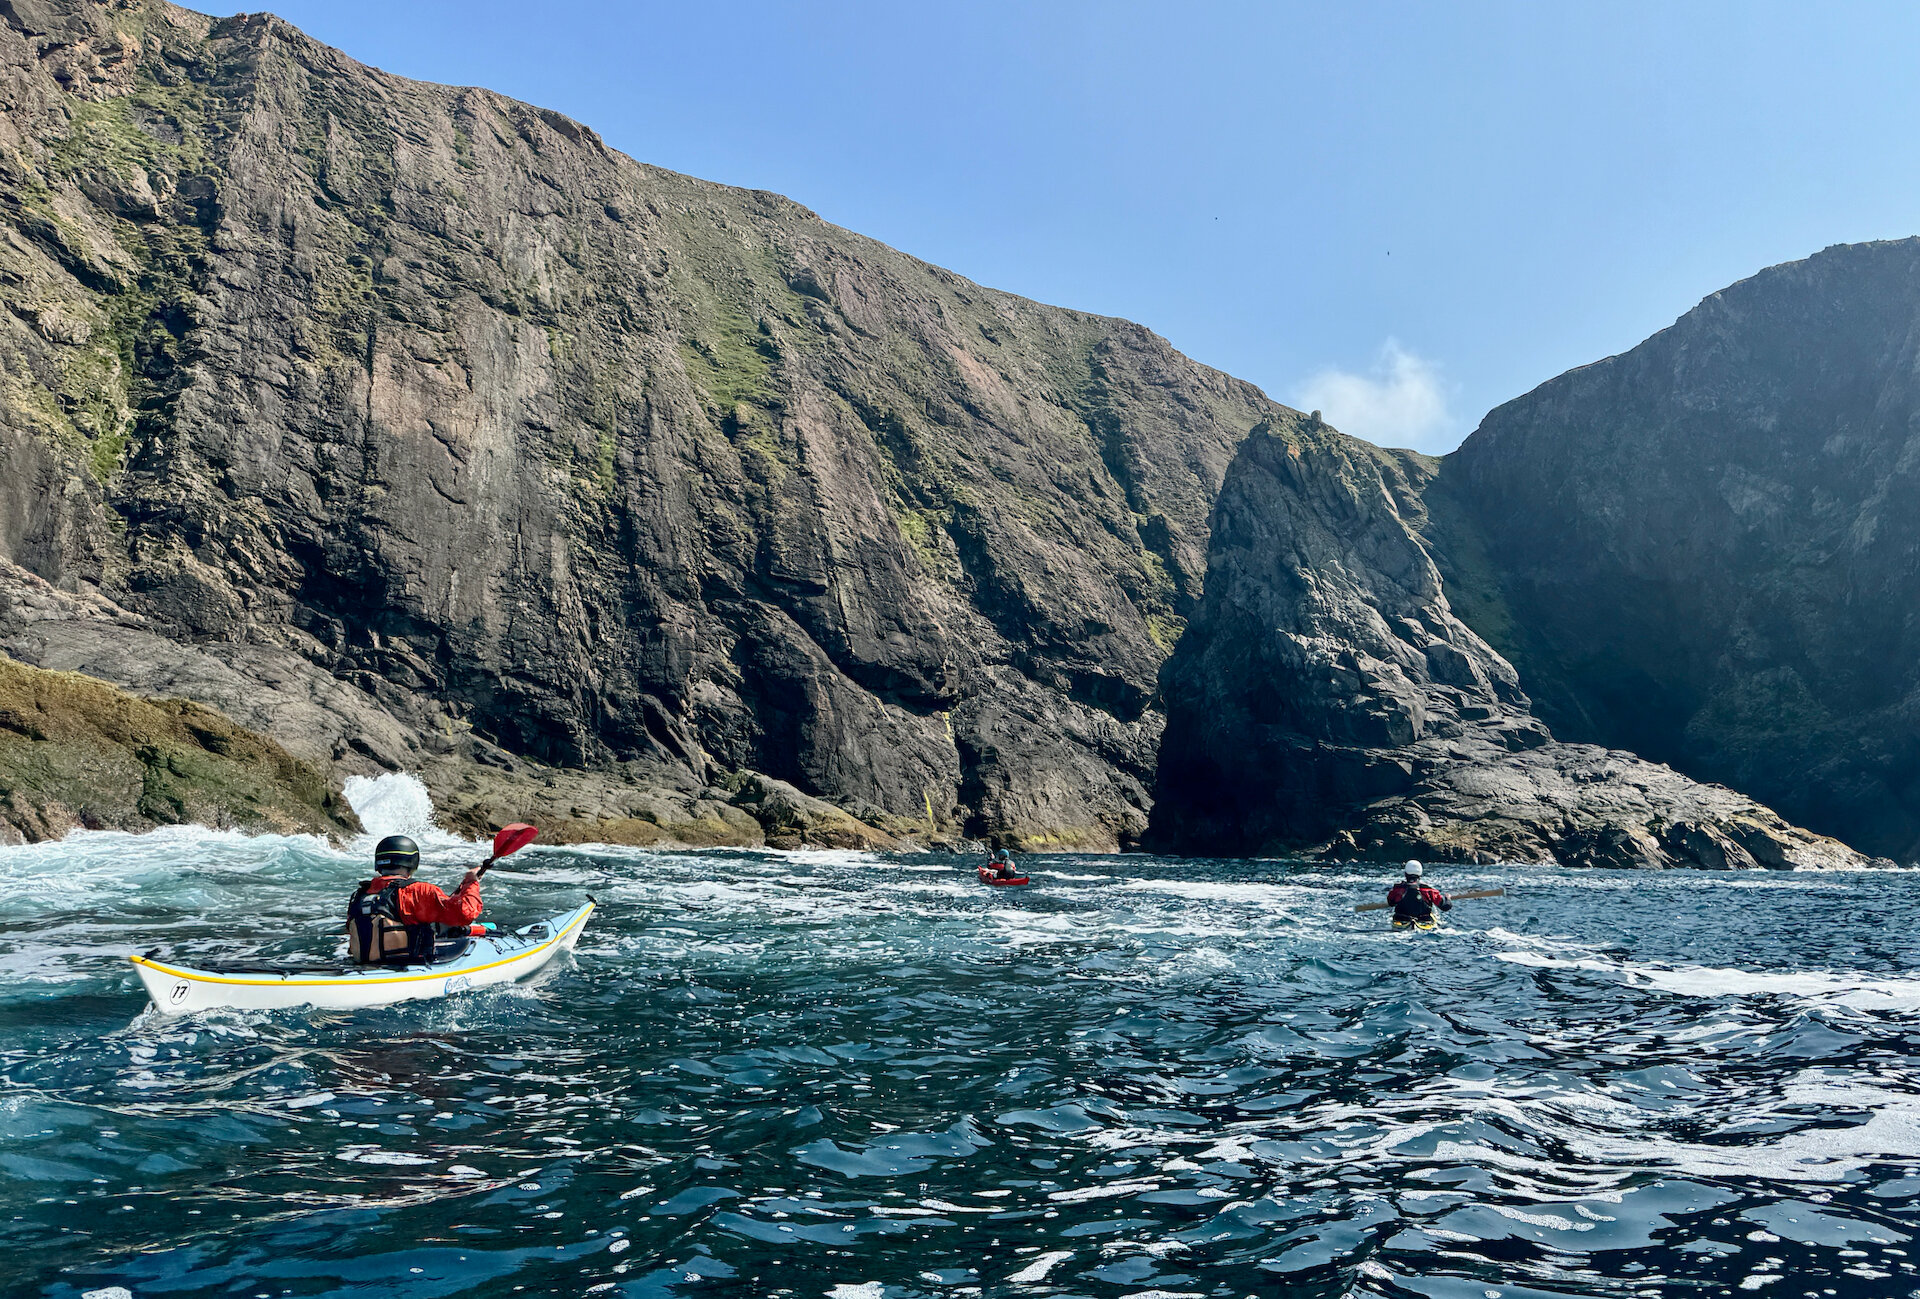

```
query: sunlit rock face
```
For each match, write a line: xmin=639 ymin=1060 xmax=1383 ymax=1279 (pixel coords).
xmin=0 ymin=0 xmax=1287 ymax=849
xmin=0 ymin=3 xmax=1898 ymax=862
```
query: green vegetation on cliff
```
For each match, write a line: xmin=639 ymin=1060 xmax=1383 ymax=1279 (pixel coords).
xmin=0 ymin=655 xmax=359 ymax=844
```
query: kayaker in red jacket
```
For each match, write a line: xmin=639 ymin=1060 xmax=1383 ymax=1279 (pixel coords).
xmin=347 ymin=835 xmax=490 ymax=965
xmin=1387 ymin=861 xmax=1451 ymax=926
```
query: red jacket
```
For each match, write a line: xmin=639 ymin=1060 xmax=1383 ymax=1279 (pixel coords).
xmin=361 ymin=874 xmax=484 ymax=931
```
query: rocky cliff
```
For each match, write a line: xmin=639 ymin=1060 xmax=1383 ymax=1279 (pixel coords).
xmin=0 ymin=1 xmax=1888 ymax=866
xmin=0 ymin=0 xmax=1283 ymax=847
xmin=1436 ymin=239 xmax=1920 ymax=861
xmin=1150 ymin=423 xmax=1866 ymax=869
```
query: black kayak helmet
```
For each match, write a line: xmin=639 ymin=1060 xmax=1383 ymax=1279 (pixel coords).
xmin=374 ymin=835 xmax=420 ymax=873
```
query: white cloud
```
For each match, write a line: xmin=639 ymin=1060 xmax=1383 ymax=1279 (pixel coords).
xmin=1292 ymin=339 xmax=1461 ymax=453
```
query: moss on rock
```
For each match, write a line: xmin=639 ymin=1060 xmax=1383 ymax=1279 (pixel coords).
xmin=0 ymin=655 xmax=360 ymax=844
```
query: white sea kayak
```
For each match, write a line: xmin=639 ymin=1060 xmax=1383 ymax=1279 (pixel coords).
xmin=130 ymin=900 xmax=595 ymax=1015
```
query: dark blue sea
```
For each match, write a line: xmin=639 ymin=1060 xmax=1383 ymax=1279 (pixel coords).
xmin=5 ymin=776 xmax=1920 ymax=1298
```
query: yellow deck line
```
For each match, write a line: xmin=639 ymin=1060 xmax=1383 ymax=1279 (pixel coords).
xmin=129 ymin=903 xmax=594 ymax=989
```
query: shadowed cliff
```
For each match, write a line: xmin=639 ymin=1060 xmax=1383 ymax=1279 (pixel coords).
xmin=1436 ymin=239 xmax=1920 ymax=861
xmin=1149 ymin=423 xmax=1866 ymax=869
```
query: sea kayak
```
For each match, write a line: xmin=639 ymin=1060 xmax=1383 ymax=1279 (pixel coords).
xmin=130 ymin=900 xmax=595 ymax=1015
xmin=1392 ymin=916 xmax=1441 ymax=932
xmin=978 ymin=867 xmax=1031 ymax=887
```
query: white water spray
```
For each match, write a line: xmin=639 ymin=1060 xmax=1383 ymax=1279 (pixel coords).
xmin=341 ymin=772 xmax=469 ymax=853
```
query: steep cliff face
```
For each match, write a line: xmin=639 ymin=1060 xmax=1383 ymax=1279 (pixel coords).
xmin=0 ymin=0 xmax=1283 ymax=847
xmin=1151 ymin=424 xmax=1864 ymax=869
xmin=1438 ymin=239 xmax=1920 ymax=861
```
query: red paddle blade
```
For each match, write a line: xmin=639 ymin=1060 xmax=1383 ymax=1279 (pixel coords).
xmin=491 ymin=823 xmax=538 ymax=861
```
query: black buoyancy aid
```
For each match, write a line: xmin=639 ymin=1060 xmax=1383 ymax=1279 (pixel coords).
xmin=1388 ymin=882 xmax=1446 ymax=922
xmin=346 ymin=878 xmax=437 ymax=966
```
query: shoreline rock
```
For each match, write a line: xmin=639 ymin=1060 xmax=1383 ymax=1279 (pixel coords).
xmin=0 ymin=654 xmax=358 ymax=844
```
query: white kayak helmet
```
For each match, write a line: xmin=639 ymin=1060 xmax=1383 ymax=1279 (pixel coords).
xmin=1404 ymin=860 xmax=1423 ymax=879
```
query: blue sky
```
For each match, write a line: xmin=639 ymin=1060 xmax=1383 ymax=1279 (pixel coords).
xmin=203 ymin=1 xmax=1920 ymax=453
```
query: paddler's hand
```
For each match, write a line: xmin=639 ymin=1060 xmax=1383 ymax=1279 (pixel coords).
xmin=462 ymin=868 xmax=482 ymax=888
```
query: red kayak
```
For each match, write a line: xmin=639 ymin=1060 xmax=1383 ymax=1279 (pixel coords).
xmin=979 ymin=866 xmax=1031 ymax=887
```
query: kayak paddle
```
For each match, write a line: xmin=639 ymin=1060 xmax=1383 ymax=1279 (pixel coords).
xmin=477 ymin=823 xmax=539 ymax=876
xmin=1355 ymin=887 xmax=1504 ymax=913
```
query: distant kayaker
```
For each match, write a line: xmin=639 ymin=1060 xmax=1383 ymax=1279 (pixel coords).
xmin=1387 ymin=861 xmax=1451 ymax=927
xmin=347 ymin=835 xmax=491 ymax=966
xmin=987 ymin=847 xmax=1020 ymax=879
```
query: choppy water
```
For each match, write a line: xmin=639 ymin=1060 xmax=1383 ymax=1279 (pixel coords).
xmin=5 ymin=779 xmax=1920 ymax=1298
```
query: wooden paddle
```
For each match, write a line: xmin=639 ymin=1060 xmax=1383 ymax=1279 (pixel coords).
xmin=476 ymin=823 xmax=539 ymax=876
xmin=1355 ymin=887 xmax=1504 ymax=913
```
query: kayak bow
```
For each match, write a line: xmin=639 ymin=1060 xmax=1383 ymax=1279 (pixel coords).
xmin=130 ymin=900 xmax=595 ymax=1015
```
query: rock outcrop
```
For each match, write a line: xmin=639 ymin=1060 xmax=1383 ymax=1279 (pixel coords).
xmin=1436 ymin=239 xmax=1920 ymax=861
xmin=0 ymin=650 xmax=357 ymax=843
xmin=0 ymin=0 xmax=1281 ymax=849
xmin=1150 ymin=424 xmax=1866 ymax=869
